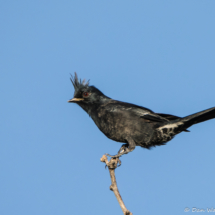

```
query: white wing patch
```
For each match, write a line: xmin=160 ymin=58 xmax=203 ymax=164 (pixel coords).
xmin=158 ymin=122 xmax=183 ymax=130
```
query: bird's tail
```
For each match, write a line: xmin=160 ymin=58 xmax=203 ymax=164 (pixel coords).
xmin=181 ymin=107 xmax=215 ymax=129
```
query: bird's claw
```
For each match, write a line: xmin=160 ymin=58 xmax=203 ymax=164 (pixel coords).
xmin=105 ymin=153 xmax=122 ymax=167
xmin=105 ymin=153 xmax=121 ymax=158
xmin=117 ymin=159 xmax=121 ymax=167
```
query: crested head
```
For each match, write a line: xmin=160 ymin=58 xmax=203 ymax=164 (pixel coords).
xmin=70 ymin=72 xmax=90 ymax=93
xmin=68 ymin=73 xmax=110 ymax=106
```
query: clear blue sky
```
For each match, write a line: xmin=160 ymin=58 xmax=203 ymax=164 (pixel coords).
xmin=1 ymin=1 xmax=215 ymax=214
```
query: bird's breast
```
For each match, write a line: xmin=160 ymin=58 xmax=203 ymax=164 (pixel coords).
xmin=90 ymin=110 xmax=129 ymax=142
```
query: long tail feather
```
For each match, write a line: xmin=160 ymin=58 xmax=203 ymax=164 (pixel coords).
xmin=182 ymin=107 xmax=215 ymax=128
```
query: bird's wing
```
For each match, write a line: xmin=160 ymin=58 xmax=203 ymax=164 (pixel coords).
xmin=140 ymin=114 xmax=169 ymax=122
xmin=102 ymin=101 xmax=190 ymax=131
xmin=156 ymin=113 xmax=190 ymax=132
xmin=156 ymin=113 xmax=182 ymax=120
xmin=104 ymin=101 xmax=169 ymax=123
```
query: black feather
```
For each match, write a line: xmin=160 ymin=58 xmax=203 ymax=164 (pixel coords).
xmin=68 ymin=73 xmax=215 ymax=158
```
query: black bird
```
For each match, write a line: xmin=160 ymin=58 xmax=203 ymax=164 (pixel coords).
xmin=68 ymin=73 xmax=215 ymax=158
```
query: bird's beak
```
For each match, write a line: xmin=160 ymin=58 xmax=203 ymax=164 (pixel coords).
xmin=68 ymin=98 xmax=84 ymax=103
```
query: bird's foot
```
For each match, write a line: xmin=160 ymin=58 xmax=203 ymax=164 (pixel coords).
xmin=105 ymin=153 xmax=121 ymax=158
xmin=105 ymin=148 xmax=129 ymax=158
xmin=104 ymin=154 xmax=122 ymax=167
xmin=105 ymin=143 xmax=133 ymax=161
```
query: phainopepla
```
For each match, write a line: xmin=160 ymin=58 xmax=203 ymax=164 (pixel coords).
xmin=68 ymin=73 xmax=215 ymax=158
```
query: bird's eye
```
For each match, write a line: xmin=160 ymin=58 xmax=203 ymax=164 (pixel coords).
xmin=83 ymin=92 xmax=89 ymax=97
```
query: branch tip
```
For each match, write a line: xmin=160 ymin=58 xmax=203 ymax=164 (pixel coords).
xmin=100 ymin=154 xmax=132 ymax=215
xmin=100 ymin=155 xmax=108 ymax=163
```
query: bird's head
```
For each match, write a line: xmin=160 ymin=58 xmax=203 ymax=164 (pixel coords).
xmin=68 ymin=73 xmax=109 ymax=105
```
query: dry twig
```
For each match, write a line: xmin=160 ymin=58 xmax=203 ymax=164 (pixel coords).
xmin=100 ymin=155 xmax=133 ymax=215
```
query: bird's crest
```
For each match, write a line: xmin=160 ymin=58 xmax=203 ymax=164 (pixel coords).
xmin=70 ymin=72 xmax=90 ymax=91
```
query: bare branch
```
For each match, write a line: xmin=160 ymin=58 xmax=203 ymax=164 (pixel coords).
xmin=100 ymin=155 xmax=133 ymax=215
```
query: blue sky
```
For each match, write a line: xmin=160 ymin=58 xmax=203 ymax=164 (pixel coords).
xmin=1 ymin=1 xmax=215 ymax=214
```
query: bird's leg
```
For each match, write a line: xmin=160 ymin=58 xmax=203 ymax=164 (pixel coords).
xmin=118 ymin=143 xmax=129 ymax=154
xmin=106 ymin=138 xmax=136 ymax=158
